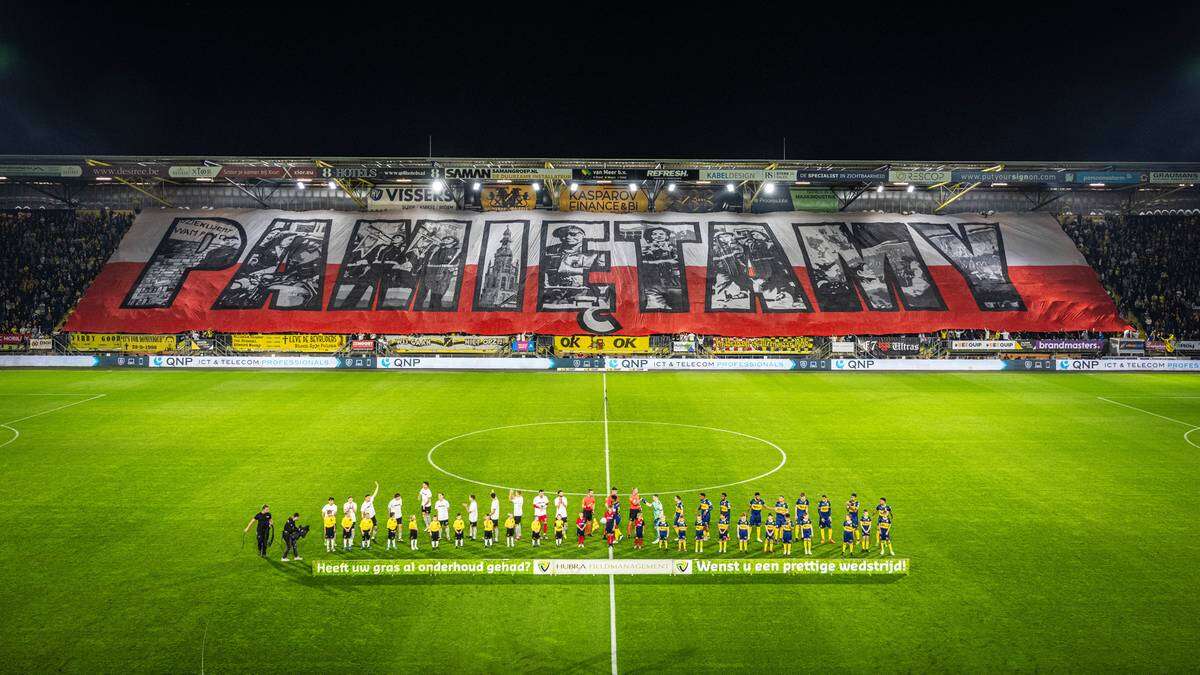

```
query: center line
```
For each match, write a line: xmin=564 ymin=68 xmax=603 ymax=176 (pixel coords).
xmin=602 ymin=371 xmax=617 ymax=675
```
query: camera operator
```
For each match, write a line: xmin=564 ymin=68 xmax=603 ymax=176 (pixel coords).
xmin=282 ymin=512 xmax=309 ymax=562
xmin=244 ymin=504 xmax=273 ymax=557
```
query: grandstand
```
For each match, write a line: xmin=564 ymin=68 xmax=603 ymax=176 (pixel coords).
xmin=1 ymin=155 xmax=1197 ymax=351
xmin=1 ymin=156 xmax=1199 ymax=673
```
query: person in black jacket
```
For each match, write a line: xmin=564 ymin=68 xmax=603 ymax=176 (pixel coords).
xmin=243 ymin=505 xmax=273 ymax=557
xmin=282 ymin=512 xmax=306 ymax=562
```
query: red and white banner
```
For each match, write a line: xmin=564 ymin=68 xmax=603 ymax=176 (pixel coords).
xmin=65 ymin=209 xmax=1126 ymax=336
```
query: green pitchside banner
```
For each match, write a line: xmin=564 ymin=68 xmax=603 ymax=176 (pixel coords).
xmin=312 ymin=558 xmax=909 ymax=577
xmin=789 ymin=187 xmax=839 ymax=212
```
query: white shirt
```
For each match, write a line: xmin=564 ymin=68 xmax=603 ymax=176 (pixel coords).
xmin=489 ymin=497 xmax=500 ymax=520
xmin=467 ymin=499 xmax=479 ymax=522
xmin=387 ymin=497 xmax=403 ymax=519
xmin=435 ymin=498 xmax=450 ymax=521
xmin=532 ymin=494 xmax=549 ymax=517
xmin=511 ymin=493 xmax=524 ymax=517
xmin=419 ymin=487 xmax=432 ymax=509
xmin=554 ymin=495 xmax=569 ymax=519
xmin=361 ymin=498 xmax=376 ymax=519
xmin=343 ymin=499 xmax=358 ymax=518
xmin=322 ymin=503 xmax=337 ymax=519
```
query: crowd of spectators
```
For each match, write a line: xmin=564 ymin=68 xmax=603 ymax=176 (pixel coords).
xmin=1062 ymin=213 xmax=1200 ymax=337
xmin=0 ymin=209 xmax=133 ymax=335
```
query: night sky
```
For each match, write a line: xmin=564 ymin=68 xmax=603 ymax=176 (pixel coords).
xmin=2 ymin=4 xmax=1198 ymax=161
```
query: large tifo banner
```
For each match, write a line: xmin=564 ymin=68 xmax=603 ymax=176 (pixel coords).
xmin=65 ymin=209 xmax=1125 ymax=336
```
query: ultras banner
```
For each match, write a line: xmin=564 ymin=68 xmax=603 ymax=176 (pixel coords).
xmin=64 ymin=209 xmax=1127 ymax=336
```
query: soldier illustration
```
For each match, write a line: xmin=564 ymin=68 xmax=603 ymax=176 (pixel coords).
xmin=333 ymin=224 xmax=408 ymax=308
xmin=221 ymin=227 xmax=325 ymax=308
xmin=641 ymin=226 xmax=684 ymax=310
xmin=737 ymin=229 xmax=806 ymax=309
xmin=415 ymin=235 xmax=462 ymax=310
xmin=541 ymin=225 xmax=609 ymax=308
xmin=802 ymin=231 xmax=855 ymax=309
xmin=710 ymin=230 xmax=751 ymax=304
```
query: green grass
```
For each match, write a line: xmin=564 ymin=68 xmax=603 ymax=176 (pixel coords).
xmin=0 ymin=369 xmax=1198 ymax=672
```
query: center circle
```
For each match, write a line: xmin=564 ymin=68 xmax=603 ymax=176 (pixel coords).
xmin=426 ymin=420 xmax=786 ymax=496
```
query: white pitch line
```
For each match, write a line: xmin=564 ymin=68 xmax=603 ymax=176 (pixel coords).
xmin=602 ymin=371 xmax=617 ymax=675
xmin=0 ymin=394 xmax=107 ymax=450
xmin=1096 ymin=396 xmax=1200 ymax=449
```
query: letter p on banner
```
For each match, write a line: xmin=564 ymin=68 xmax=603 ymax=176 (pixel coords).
xmin=123 ymin=218 xmax=246 ymax=308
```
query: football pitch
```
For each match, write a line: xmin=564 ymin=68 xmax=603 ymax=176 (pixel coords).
xmin=1 ymin=368 xmax=1198 ymax=672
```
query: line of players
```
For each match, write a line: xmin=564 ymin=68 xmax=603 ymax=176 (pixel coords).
xmin=317 ymin=482 xmax=896 ymax=557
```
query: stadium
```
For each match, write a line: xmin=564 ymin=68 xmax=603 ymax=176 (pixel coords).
xmin=1 ymin=152 xmax=1198 ymax=672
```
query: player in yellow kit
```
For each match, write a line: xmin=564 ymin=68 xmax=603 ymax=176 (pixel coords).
xmin=817 ymin=495 xmax=833 ymax=543
xmin=693 ymin=514 xmax=706 ymax=553
xmin=762 ymin=520 xmax=776 ymax=552
xmin=408 ymin=514 xmax=420 ymax=550
xmin=840 ymin=515 xmax=856 ymax=557
xmin=717 ymin=518 xmax=730 ymax=553
xmin=780 ymin=516 xmax=794 ymax=556
xmin=504 ymin=514 xmax=516 ymax=547
xmin=482 ymin=515 xmax=496 ymax=547
xmin=530 ymin=516 xmax=543 ymax=547
xmin=386 ymin=513 xmax=399 ymax=550
xmin=323 ymin=512 xmax=337 ymax=553
xmin=878 ymin=514 xmax=895 ymax=556
xmin=858 ymin=512 xmax=872 ymax=553
xmin=736 ymin=515 xmax=750 ymax=552
xmin=359 ymin=515 xmax=374 ymax=550
xmin=799 ymin=515 xmax=814 ymax=555
xmin=425 ymin=517 xmax=441 ymax=549
xmin=453 ymin=514 xmax=465 ymax=548
xmin=341 ymin=514 xmax=355 ymax=551
xmin=748 ymin=493 xmax=766 ymax=542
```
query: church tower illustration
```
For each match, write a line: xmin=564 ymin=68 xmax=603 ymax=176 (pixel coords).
xmin=480 ymin=226 xmax=520 ymax=308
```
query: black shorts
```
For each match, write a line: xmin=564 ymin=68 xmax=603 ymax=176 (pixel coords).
xmin=629 ymin=508 xmax=641 ymax=521
xmin=422 ymin=506 xmax=431 ymax=514
xmin=513 ymin=515 xmax=522 ymax=524
xmin=431 ymin=531 xmax=440 ymax=541
xmin=583 ymin=509 xmax=594 ymax=521
xmin=506 ymin=528 xmax=515 ymax=536
xmin=388 ymin=530 xmax=397 ymax=540
xmin=484 ymin=530 xmax=494 ymax=540
xmin=409 ymin=531 xmax=418 ymax=540
xmin=455 ymin=531 xmax=463 ymax=540
xmin=324 ymin=527 xmax=335 ymax=538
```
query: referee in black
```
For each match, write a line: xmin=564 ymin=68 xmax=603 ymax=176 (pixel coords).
xmin=244 ymin=504 xmax=273 ymax=557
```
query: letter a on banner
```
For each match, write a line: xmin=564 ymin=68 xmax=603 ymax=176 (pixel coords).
xmin=213 ymin=219 xmax=331 ymax=310
xmin=704 ymin=222 xmax=811 ymax=312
